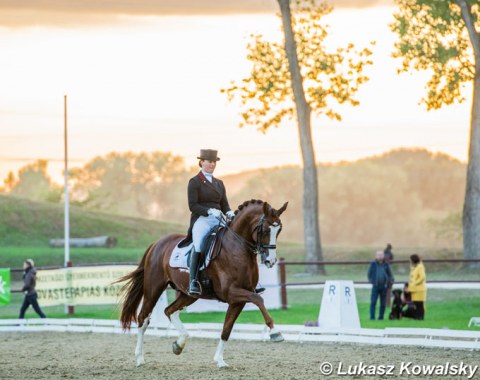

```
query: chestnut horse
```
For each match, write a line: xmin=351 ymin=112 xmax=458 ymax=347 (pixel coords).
xmin=117 ymin=199 xmax=288 ymax=367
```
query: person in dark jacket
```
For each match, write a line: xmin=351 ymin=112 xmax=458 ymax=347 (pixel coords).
xmin=383 ymin=243 xmax=394 ymax=263
xmin=383 ymin=243 xmax=394 ymax=307
xmin=19 ymin=259 xmax=46 ymax=319
xmin=367 ymin=250 xmax=393 ymax=320
xmin=185 ymin=149 xmax=235 ymax=295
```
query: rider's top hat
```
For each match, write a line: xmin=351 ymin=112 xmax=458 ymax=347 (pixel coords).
xmin=197 ymin=149 xmax=220 ymax=161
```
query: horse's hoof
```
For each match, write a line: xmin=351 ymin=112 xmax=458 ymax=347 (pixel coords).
xmin=172 ymin=341 xmax=183 ymax=355
xmin=136 ymin=357 xmax=145 ymax=367
xmin=270 ymin=332 xmax=284 ymax=342
xmin=214 ymin=359 xmax=229 ymax=368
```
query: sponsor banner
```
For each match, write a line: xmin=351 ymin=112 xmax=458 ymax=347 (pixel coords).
xmin=0 ymin=268 xmax=11 ymax=306
xmin=36 ymin=265 xmax=136 ymax=306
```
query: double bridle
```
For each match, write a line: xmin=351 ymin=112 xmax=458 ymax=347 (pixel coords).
xmin=222 ymin=215 xmax=280 ymax=262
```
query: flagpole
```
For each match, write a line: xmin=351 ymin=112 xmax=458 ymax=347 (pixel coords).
xmin=64 ymin=95 xmax=70 ymax=266
xmin=64 ymin=95 xmax=73 ymax=315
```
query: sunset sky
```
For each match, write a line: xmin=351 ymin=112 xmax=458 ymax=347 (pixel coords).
xmin=0 ymin=0 xmax=471 ymax=183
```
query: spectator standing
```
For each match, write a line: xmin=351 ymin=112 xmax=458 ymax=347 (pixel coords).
xmin=408 ymin=254 xmax=426 ymax=320
xmin=383 ymin=243 xmax=394 ymax=307
xmin=367 ymin=250 xmax=393 ymax=320
xmin=19 ymin=259 xmax=46 ymax=319
xmin=383 ymin=243 xmax=394 ymax=263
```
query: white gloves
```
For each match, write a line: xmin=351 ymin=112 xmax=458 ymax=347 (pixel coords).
xmin=208 ymin=208 xmax=221 ymax=218
xmin=207 ymin=209 xmax=234 ymax=219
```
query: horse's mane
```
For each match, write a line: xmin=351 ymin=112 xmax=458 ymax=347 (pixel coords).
xmin=234 ymin=199 xmax=264 ymax=216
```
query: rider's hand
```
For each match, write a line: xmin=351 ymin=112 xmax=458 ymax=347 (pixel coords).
xmin=208 ymin=208 xmax=221 ymax=218
xmin=226 ymin=210 xmax=235 ymax=219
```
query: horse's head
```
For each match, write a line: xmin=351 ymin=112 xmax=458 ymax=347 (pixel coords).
xmin=256 ymin=201 xmax=288 ymax=268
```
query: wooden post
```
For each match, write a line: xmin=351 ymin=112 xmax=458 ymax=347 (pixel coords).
xmin=279 ymin=257 xmax=287 ymax=310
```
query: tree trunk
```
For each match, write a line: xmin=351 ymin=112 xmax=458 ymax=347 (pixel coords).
xmin=463 ymin=73 xmax=480 ymax=262
xmin=458 ymin=0 xmax=480 ymax=263
xmin=277 ymin=0 xmax=324 ymax=274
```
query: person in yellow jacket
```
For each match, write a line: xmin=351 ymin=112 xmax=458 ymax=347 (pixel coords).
xmin=408 ymin=254 xmax=426 ymax=320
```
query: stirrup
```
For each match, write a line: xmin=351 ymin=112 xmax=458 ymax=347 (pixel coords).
xmin=255 ymin=287 xmax=266 ymax=294
xmin=188 ymin=281 xmax=201 ymax=295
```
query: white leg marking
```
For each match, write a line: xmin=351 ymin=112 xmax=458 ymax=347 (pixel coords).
xmin=135 ymin=314 xmax=150 ymax=367
xmin=269 ymin=325 xmax=284 ymax=342
xmin=213 ymin=339 xmax=228 ymax=368
xmin=269 ymin=326 xmax=279 ymax=336
xmin=170 ymin=310 xmax=189 ymax=348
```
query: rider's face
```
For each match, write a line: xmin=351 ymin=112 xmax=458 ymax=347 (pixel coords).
xmin=201 ymin=160 xmax=216 ymax=174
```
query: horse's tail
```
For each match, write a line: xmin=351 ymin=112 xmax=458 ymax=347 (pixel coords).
xmin=116 ymin=243 xmax=154 ymax=330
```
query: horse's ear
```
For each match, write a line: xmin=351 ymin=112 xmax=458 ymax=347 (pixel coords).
xmin=263 ymin=201 xmax=271 ymax=216
xmin=276 ymin=202 xmax=288 ymax=217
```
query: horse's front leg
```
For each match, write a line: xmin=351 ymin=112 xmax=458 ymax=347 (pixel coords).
xmin=251 ymin=293 xmax=284 ymax=342
xmin=214 ymin=302 xmax=246 ymax=368
xmin=229 ymin=288 xmax=284 ymax=343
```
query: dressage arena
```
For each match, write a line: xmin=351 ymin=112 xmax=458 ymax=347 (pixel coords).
xmin=1 ymin=331 xmax=478 ymax=380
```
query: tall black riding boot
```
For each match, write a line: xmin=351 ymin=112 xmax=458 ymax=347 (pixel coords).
xmin=188 ymin=251 xmax=201 ymax=295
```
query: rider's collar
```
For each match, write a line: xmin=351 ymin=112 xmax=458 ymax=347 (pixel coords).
xmin=201 ymin=170 xmax=213 ymax=183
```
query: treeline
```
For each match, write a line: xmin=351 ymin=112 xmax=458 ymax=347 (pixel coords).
xmin=230 ymin=148 xmax=464 ymax=246
xmin=1 ymin=148 xmax=465 ymax=247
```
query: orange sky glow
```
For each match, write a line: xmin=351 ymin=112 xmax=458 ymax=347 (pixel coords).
xmin=0 ymin=3 xmax=471 ymax=183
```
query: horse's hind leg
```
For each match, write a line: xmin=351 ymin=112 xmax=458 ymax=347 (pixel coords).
xmin=135 ymin=312 xmax=151 ymax=367
xmin=164 ymin=292 xmax=197 ymax=355
xmin=214 ymin=302 xmax=246 ymax=368
xmin=135 ymin=285 xmax=167 ymax=366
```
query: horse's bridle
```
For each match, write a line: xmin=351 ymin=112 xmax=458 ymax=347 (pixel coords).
xmin=223 ymin=215 xmax=281 ymax=261
xmin=254 ymin=216 xmax=281 ymax=263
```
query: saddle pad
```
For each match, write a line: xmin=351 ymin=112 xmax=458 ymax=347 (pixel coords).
xmin=169 ymin=241 xmax=215 ymax=270
xmin=169 ymin=242 xmax=194 ymax=269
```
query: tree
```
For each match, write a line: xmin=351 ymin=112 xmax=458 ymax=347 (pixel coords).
xmin=223 ymin=0 xmax=372 ymax=272
xmin=2 ymin=171 xmax=16 ymax=192
xmin=8 ymin=160 xmax=60 ymax=202
xmin=391 ymin=0 xmax=480 ymax=260
xmin=70 ymin=151 xmax=191 ymax=220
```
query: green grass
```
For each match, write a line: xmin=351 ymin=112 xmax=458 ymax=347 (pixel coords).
xmin=1 ymin=194 xmax=478 ymax=332
xmin=2 ymin=288 xmax=478 ymax=332
xmin=0 ymin=246 xmax=144 ymax=269
xmin=2 ymin=244 xmax=478 ymax=331
xmin=0 ymin=194 xmax=185 ymax=248
xmin=3 ymin=245 xmax=476 ymax=283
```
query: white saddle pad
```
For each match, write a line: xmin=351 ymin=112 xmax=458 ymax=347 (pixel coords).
xmin=169 ymin=242 xmax=194 ymax=269
xmin=169 ymin=241 xmax=214 ymax=270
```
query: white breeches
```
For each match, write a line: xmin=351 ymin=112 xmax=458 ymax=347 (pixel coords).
xmin=192 ymin=214 xmax=223 ymax=252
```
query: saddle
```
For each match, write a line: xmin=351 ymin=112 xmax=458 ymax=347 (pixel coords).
xmin=169 ymin=225 xmax=225 ymax=270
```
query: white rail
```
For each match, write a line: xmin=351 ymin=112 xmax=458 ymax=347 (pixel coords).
xmin=0 ymin=318 xmax=479 ymax=350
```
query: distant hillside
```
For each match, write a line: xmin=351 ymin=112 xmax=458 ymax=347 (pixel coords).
xmin=0 ymin=195 xmax=186 ymax=247
xmin=1 ymin=148 xmax=466 ymax=248
xmin=225 ymin=148 xmax=465 ymax=247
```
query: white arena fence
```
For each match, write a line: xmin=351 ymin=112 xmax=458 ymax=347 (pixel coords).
xmin=0 ymin=318 xmax=479 ymax=351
